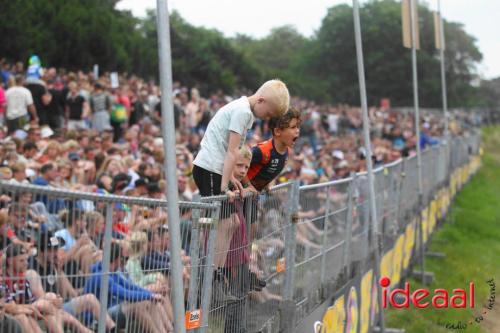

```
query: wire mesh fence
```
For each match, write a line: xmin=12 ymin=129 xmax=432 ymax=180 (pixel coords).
xmin=0 ymin=131 xmax=482 ymax=333
xmin=0 ymin=182 xmax=218 ymax=333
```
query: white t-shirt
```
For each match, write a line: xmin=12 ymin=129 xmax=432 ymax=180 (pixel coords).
xmin=328 ymin=114 xmax=339 ymax=133
xmin=6 ymin=86 xmax=33 ymax=120
xmin=193 ymin=96 xmax=254 ymax=175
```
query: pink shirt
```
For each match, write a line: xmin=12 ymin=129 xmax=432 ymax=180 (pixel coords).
xmin=0 ymin=87 xmax=6 ymax=115
xmin=117 ymin=94 xmax=131 ymax=111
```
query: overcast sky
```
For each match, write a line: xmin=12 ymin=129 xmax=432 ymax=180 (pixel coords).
xmin=116 ymin=0 xmax=500 ymax=79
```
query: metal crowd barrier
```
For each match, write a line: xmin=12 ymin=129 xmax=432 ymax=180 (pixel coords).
xmin=0 ymin=130 xmax=481 ymax=333
xmin=0 ymin=182 xmax=218 ymax=333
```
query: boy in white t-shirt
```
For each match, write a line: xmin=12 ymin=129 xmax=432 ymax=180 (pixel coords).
xmin=5 ymin=75 xmax=38 ymax=134
xmin=192 ymin=79 xmax=290 ymax=198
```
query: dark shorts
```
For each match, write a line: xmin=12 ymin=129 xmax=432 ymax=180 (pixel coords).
xmin=192 ymin=165 xmax=222 ymax=196
xmin=6 ymin=115 xmax=29 ymax=134
xmin=192 ymin=165 xmax=235 ymax=219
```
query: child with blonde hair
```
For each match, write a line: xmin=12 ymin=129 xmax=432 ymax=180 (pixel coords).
xmin=125 ymin=231 xmax=173 ymax=332
xmin=193 ymin=79 xmax=290 ymax=197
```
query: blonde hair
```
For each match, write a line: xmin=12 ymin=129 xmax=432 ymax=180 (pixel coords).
xmin=0 ymin=167 xmax=12 ymax=180
xmin=11 ymin=161 xmax=26 ymax=174
xmin=45 ymin=140 xmax=62 ymax=154
xmin=96 ymin=156 xmax=125 ymax=176
xmin=62 ymin=140 xmax=79 ymax=152
xmin=83 ymin=211 xmax=104 ymax=232
xmin=127 ymin=231 xmax=148 ymax=256
xmin=239 ymin=146 xmax=252 ymax=161
xmin=256 ymin=79 xmax=290 ymax=117
xmin=68 ymin=81 xmax=78 ymax=90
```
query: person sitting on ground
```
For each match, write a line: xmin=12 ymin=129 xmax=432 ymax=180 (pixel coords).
xmin=0 ymin=255 xmax=43 ymax=333
xmin=125 ymin=231 xmax=173 ymax=332
xmin=32 ymin=163 xmax=67 ymax=214
xmin=83 ymin=242 xmax=166 ymax=333
xmin=55 ymin=208 xmax=98 ymax=281
xmin=26 ymin=232 xmax=116 ymax=331
xmin=4 ymin=244 xmax=76 ymax=333
xmin=0 ymin=203 xmax=35 ymax=251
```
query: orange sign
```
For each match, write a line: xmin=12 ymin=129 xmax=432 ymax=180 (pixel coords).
xmin=277 ymin=258 xmax=286 ymax=273
xmin=185 ymin=310 xmax=202 ymax=330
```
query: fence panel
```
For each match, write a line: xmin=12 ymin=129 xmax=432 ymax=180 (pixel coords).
xmin=0 ymin=182 xmax=218 ymax=333
xmin=0 ymin=132 xmax=482 ymax=333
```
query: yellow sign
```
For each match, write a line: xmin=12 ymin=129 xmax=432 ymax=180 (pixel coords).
xmin=320 ymin=296 xmax=346 ymax=333
xmin=360 ymin=270 xmax=373 ymax=333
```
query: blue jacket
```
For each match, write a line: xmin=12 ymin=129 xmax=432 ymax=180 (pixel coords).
xmin=83 ymin=262 xmax=154 ymax=308
xmin=32 ymin=177 xmax=67 ymax=213
xmin=420 ymin=133 xmax=439 ymax=149
xmin=141 ymin=251 xmax=170 ymax=272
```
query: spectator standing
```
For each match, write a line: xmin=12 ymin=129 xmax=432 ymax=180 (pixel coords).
xmin=66 ymin=81 xmax=89 ymax=130
xmin=5 ymin=75 xmax=38 ymax=134
xmin=90 ymin=83 xmax=111 ymax=132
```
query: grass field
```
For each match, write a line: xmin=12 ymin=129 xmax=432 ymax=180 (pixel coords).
xmin=385 ymin=126 xmax=500 ymax=333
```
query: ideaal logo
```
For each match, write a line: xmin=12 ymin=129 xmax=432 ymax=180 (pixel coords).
xmin=381 ymin=276 xmax=496 ymax=331
xmin=379 ymin=276 xmax=475 ymax=309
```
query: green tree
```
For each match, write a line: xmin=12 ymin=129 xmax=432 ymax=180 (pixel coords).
xmin=137 ymin=10 xmax=262 ymax=95
xmin=299 ymin=0 xmax=483 ymax=107
xmin=0 ymin=0 xmax=487 ymax=106
xmin=232 ymin=26 xmax=313 ymax=97
xmin=0 ymin=0 xmax=143 ymax=73
xmin=478 ymin=77 xmax=500 ymax=108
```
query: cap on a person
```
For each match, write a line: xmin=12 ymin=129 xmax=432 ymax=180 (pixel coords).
xmin=40 ymin=126 xmax=54 ymax=139
xmin=68 ymin=152 xmax=80 ymax=161
xmin=111 ymin=173 xmax=131 ymax=192
xmin=332 ymin=150 xmax=344 ymax=161
xmin=38 ymin=233 xmax=66 ymax=250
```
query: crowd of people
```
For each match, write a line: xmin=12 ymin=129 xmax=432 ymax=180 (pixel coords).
xmin=0 ymin=56 xmax=480 ymax=333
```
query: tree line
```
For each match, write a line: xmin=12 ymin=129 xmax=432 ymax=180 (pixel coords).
xmin=0 ymin=0 xmax=497 ymax=108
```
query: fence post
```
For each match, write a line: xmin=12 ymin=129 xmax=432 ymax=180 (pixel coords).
xmin=243 ymin=194 xmax=255 ymax=331
xmin=342 ymin=174 xmax=357 ymax=279
xmin=97 ymin=203 xmax=114 ymax=333
xmin=319 ymin=184 xmax=331 ymax=289
xmin=198 ymin=202 xmax=220 ymax=333
xmin=279 ymin=181 xmax=299 ymax=333
xmin=187 ymin=195 xmax=201 ymax=311
xmin=283 ymin=181 xmax=299 ymax=300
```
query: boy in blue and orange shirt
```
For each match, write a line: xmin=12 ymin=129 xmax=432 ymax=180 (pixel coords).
xmin=244 ymin=107 xmax=301 ymax=192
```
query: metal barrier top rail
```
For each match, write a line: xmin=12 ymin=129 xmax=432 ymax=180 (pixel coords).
xmin=0 ymin=180 xmax=215 ymax=210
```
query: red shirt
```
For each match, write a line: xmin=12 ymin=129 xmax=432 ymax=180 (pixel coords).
xmin=247 ymin=139 xmax=289 ymax=191
xmin=224 ymin=200 xmax=249 ymax=268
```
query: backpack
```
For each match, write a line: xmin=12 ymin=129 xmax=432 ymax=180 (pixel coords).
xmin=110 ymin=103 xmax=128 ymax=123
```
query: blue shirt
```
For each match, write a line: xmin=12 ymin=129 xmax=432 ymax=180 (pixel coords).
xmin=32 ymin=177 xmax=67 ymax=213
xmin=83 ymin=262 xmax=154 ymax=308
xmin=141 ymin=251 xmax=170 ymax=272
xmin=420 ymin=133 xmax=439 ymax=149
